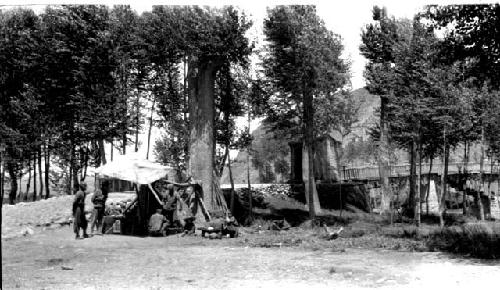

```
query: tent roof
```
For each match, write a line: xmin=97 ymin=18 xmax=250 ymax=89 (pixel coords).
xmin=95 ymin=154 xmax=175 ymax=184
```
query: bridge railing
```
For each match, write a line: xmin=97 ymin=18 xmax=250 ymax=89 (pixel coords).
xmin=341 ymin=162 xmax=500 ymax=181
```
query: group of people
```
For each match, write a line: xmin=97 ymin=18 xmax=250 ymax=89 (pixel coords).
xmin=148 ymin=182 xmax=208 ymax=236
xmin=72 ymin=181 xmax=109 ymax=239
xmin=148 ymin=181 xmax=202 ymax=236
xmin=72 ymin=178 xmax=215 ymax=239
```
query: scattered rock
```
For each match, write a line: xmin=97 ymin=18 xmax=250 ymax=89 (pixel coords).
xmin=47 ymin=258 xmax=65 ymax=265
xmin=21 ymin=227 xmax=35 ymax=236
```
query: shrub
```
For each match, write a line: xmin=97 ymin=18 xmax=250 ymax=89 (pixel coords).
xmin=444 ymin=214 xmax=478 ymax=226
xmin=381 ymin=225 xmax=433 ymax=240
xmin=427 ymin=222 xmax=500 ymax=259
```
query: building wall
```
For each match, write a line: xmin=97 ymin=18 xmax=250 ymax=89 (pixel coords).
xmin=290 ymin=137 xmax=341 ymax=183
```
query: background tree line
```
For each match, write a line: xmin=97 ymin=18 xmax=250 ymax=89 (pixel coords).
xmin=0 ymin=5 xmax=254 ymax=211
xmin=360 ymin=4 xmax=500 ymax=226
xmin=1 ymin=4 xmax=356 ymax=222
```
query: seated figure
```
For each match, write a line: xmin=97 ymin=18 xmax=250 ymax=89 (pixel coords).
xmin=148 ymin=209 xmax=167 ymax=237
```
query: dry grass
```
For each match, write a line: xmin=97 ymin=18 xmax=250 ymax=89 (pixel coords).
xmin=235 ymin=218 xmax=428 ymax=253
xmin=247 ymin=192 xmax=500 ymax=259
xmin=427 ymin=222 xmax=500 ymax=259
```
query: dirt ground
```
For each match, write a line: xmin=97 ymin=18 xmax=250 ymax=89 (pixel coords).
xmin=3 ymin=226 xmax=500 ymax=290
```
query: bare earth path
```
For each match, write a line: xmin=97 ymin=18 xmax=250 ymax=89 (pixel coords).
xmin=2 ymin=227 xmax=500 ymax=290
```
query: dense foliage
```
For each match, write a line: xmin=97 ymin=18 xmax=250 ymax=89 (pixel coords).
xmin=0 ymin=5 xmax=253 ymax=206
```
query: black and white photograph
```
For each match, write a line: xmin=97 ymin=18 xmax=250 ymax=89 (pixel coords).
xmin=1 ymin=0 xmax=500 ymax=289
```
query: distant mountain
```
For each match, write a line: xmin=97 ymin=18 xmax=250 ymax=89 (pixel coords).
xmin=345 ymin=87 xmax=380 ymax=143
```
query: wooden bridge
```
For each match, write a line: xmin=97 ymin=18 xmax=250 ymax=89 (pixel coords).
xmin=340 ymin=162 xmax=500 ymax=181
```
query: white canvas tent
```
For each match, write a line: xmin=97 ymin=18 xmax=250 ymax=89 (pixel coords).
xmin=95 ymin=154 xmax=175 ymax=185
xmin=94 ymin=155 xmax=178 ymax=235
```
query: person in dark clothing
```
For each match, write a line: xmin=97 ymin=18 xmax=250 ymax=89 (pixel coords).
xmin=73 ymin=183 xmax=89 ymax=239
xmin=101 ymin=180 xmax=109 ymax=203
xmin=182 ymin=216 xmax=196 ymax=236
xmin=163 ymin=184 xmax=181 ymax=227
xmin=90 ymin=189 xmax=106 ymax=235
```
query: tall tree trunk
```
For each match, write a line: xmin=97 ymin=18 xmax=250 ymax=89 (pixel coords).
xmin=334 ymin=139 xmax=344 ymax=216
xmin=121 ymin=61 xmax=128 ymax=156
xmin=183 ymin=57 xmax=190 ymax=166
xmin=1 ymin=152 xmax=4 ymax=205
xmin=463 ymin=141 xmax=469 ymax=215
xmin=183 ymin=57 xmax=188 ymax=122
xmin=110 ymin=140 xmax=114 ymax=162
xmin=122 ymin=130 xmax=127 ymax=155
xmin=302 ymin=145 xmax=321 ymax=214
xmin=303 ymin=87 xmax=321 ymax=222
xmin=44 ymin=142 xmax=50 ymax=199
xmin=38 ymin=146 xmax=43 ymax=198
xmin=439 ymin=129 xmax=448 ymax=228
xmin=134 ymin=91 xmax=141 ymax=153
xmin=415 ymin=139 xmax=421 ymax=227
xmin=477 ymin=126 xmax=485 ymax=220
xmin=25 ymin=158 xmax=31 ymax=201
xmin=81 ymin=147 xmax=88 ymax=181
xmin=7 ymin=161 xmax=17 ymax=205
xmin=228 ymin=150 xmax=235 ymax=214
xmin=68 ymin=147 xmax=72 ymax=194
xmin=488 ymin=157 xmax=493 ymax=199
xmin=146 ymin=97 xmax=156 ymax=160
xmin=378 ymin=96 xmax=391 ymax=214
xmin=98 ymin=139 xmax=106 ymax=165
xmin=33 ymin=152 xmax=37 ymax=202
xmin=72 ymin=162 xmax=79 ymax=194
xmin=246 ymin=111 xmax=253 ymax=223
xmin=188 ymin=59 xmax=223 ymax=212
xmin=1 ymin=162 xmax=4 ymax=205
xmin=409 ymin=142 xmax=416 ymax=216
xmin=17 ymin=166 xmax=22 ymax=202
xmin=497 ymin=163 xmax=500 ymax=198
xmin=69 ymin=143 xmax=79 ymax=194
xmin=426 ymin=156 xmax=433 ymax=215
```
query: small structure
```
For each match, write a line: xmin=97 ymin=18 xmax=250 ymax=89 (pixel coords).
xmin=424 ymin=180 xmax=440 ymax=215
xmin=490 ymin=194 xmax=500 ymax=220
xmin=289 ymin=131 xmax=342 ymax=183
xmin=95 ymin=154 xmax=177 ymax=236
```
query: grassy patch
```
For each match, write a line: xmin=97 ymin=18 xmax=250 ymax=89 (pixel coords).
xmin=239 ymin=193 xmax=500 ymax=259
xmin=381 ymin=224 xmax=434 ymax=240
xmin=236 ymin=222 xmax=428 ymax=253
xmin=427 ymin=222 xmax=500 ymax=259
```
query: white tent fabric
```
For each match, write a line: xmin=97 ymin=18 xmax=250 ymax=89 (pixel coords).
xmin=95 ymin=154 xmax=174 ymax=184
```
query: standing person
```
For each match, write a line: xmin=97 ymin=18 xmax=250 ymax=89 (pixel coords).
xmin=101 ymin=180 xmax=109 ymax=204
xmin=90 ymin=188 xmax=105 ymax=235
xmin=163 ymin=184 xmax=182 ymax=227
xmin=73 ymin=183 xmax=89 ymax=239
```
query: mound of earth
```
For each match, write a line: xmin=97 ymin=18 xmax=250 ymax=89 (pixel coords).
xmin=2 ymin=192 xmax=137 ymax=239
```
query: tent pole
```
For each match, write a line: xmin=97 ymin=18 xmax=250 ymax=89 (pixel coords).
xmin=147 ymin=184 xmax=163 ymax=204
